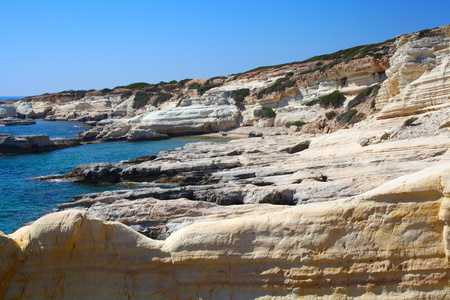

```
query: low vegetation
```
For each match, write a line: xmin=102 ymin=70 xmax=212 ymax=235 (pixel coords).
xmin=188 ymin=82 xmax=201 ymax=90
xmin=257 ymin=76 xmax=296 ymax=99
xmin=232 ymin=38 xmax=395 ymax=80
xmin=132 ymin=91 xmax=153 ymax=109
xmin=115 ymin=82 xmax=154 ymax=89
xmin=254 ymin=107 xmax=276 ymax=118
xmin=285 ymin=121 xmax=307 ymax=128
xmin=230 ymin=89 xmax=250 ymax=103
xmin=347 ymin=85 xmax=380 ymax=109
xmin=325 ymin=111 xmax=337 ymax=120
xmin=404 ymin=117 xmax=418 ymax=126
xmin=121 ymin=91 xmax=132 ymax=100
xmin=318 ymin=91 xmax=346 ymax=108
xmin=337 ymin=109 xmax=363 ymax=124
xmin=304 ymin=99 xmax=319 ymax=106
xmin=153 ymin=92 xmax=172 ymax=105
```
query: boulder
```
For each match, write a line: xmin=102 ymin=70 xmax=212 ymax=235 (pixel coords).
xmin=280 ymin=140 xmax=310 ymax=154
xmin=68 ymin=163 xmax=123 ymax=184
xmin=15 ymin=102 xmax=36 ymax=119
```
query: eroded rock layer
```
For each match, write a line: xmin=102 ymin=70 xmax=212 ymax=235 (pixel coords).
xmin=1 ymin=164 xmax=450 ymax=299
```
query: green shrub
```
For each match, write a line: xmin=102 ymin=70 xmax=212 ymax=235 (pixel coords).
xmin=115 ymin=82 xmax=153 ymax=89
xmin=188 ymin=82 xmax=201 ymax=90
xmin=204 ymin=76 xmax=226 ymax=86
xmin=370 ymin=99 xmax=376 ymax=109
xmin=100 ymin=88 xmax=112 ymax=94
xmin=168 ymin=80 xmax=178 ymax=84
xmin=304 ymin=99 xmax=319 ymax=106
xmin=347 ymin=85 xmax=380 ymax=109
xmin=418 ymin=29 xmax=432 ymax=38
xmin=326 ymin=111 xmax=337 ymax=120
xmin=337 ymin=109 xmax=358 ymax=123
xmin=133 ymin=91 xmax=152 ymax=109
xmin=179 ymin=78 xmax=192 ymax=86
xmin=74 ymin=90 xmax=87 ymax=99
xmin=230 ymin=89 xmax=250 ymax=103
xmin=404 ymin=117 xmax=418 ymax=126
xmin=153 ymin=92 xmax=172 ymax=105
xmin=318 ymin=91 xmax=346 ymax=108
xmin=285 ymin=121 xmax=306 ymax=128
xmin=254 ymin=107 xmax=276 ymax=118
xmin=257 ymin=77 xmax=296 ymax=99
xmin=121 ymin=91 xmax=132 ymax=100
xmin=197 ymin=83 xmax=223 ymax=95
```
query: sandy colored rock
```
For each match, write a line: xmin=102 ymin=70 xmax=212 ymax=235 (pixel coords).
xmin=2 ymin=163 xmax=450 ymax=298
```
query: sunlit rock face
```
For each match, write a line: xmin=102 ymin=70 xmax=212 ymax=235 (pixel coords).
xmin=1 ymin=164 xmax=450 ymax=299
xmin=377 ymin=25 xmax=450 ymax=118
xmin=131 ymin=93 xmax=240 ymax=135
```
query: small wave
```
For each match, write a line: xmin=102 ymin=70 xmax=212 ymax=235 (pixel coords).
xmin=49 ymin=179 xmax=65 ymax=182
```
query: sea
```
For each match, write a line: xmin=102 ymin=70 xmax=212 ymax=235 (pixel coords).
xmin=0 ymin=118 xmax=233 ymax=234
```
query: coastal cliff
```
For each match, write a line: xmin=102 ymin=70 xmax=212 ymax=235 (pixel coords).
xmin=1 ymin=164 xmax=449 ymax=298
xmin=2 ymin=24 xmax=450 ymax=298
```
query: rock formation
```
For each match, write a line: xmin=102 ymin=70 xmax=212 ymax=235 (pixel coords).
xmin=377 ymin=26 xmax=450 ymax=118
xmin=0 ymin=105 xmax=16 ymax=118
xmin=0 ymin=134 xmax=56 ymax=154
xmin=2 ymin=24 xmax=450 ymax=298
xmin=1 ymin=163 xmax=450 ymax=298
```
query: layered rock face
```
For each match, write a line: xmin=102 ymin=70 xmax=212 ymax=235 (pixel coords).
xmin=377 ymin=25 xmax=450 ymax=118
xmin=130 ymin=93 xmax=240 ymax=135
xmin=1 ymin=164 xmax=450 ymax=299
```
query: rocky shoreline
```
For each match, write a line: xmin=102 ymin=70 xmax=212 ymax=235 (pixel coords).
xmin=1 ymin=25 xmax=450 ymax=299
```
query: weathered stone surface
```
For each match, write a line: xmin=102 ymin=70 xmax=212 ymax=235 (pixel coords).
xmin=2 ymin=163 xmax=450 ymax=298
xmin=377 ymin=25 xmax=450 ymax=118
xmin=132 ymin=101 xmax=240 ymax=135
xmin=78 ymin=123 xmax=169 ymax=141
xmin=0 ymin=134 xmax=56 ymax=154
xmin=14 ymin=102 xmax=36 ymax=118
xmin=65 ymin=163 xmax=123 ymax=184
xmin=0 ymin=118 xmax=35 ymax=126
xmin=0 ymin=105 xmax=16 ymax=118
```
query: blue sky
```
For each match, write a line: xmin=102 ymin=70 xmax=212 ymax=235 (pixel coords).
xmin=1 ymin=0 xmax=449 ymax=96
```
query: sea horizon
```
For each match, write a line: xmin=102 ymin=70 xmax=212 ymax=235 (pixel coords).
xmin=0 ymin=96 xmax=25 ymax=101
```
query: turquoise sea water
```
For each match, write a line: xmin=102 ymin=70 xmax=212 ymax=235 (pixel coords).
xmin=0 ymin=120 xmax=231 ymax=234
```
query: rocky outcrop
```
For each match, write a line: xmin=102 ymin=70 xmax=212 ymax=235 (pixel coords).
xmin=78 ymin=123 xmax=169 ymax=141
xmin=44 ymin=114 xmax=450 ymax=239
xmin=0 ymin=134 xmax=56 ymax=154
xmin=14 ymin=102 xmax=36 ymax=119
xmin=0 ymin=105 xmax=16 ymax=118
xmin=0 ymin=118 xmax=35 ymax=126
xmin=131 ymin=93 xmax=240 ymax=135
xmin=2 ymin=163 xmax=450 ymax=298
xmin=377 ymin=25 xmax=450 ymax=118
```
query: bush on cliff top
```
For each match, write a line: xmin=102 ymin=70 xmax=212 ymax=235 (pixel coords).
xmin=115 ymin=82 xmax=154 ymax=90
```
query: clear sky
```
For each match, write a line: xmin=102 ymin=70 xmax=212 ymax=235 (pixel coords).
xmin=1 ymin=0 xmax=449 ymax=96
